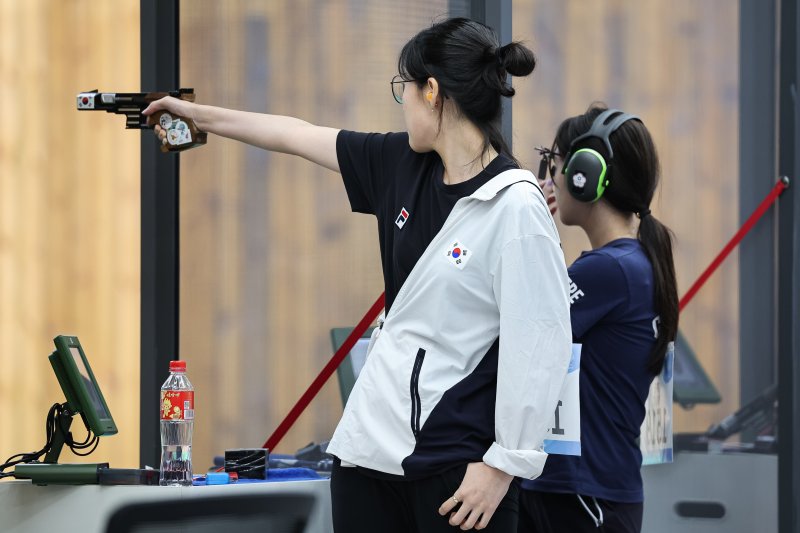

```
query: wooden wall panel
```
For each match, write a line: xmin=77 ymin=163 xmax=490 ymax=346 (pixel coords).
xmin=0 ymin=1 xmax=140 ymax=471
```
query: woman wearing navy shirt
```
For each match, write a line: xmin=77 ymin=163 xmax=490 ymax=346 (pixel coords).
xmin=519 ymin=105 xmax=678 ymax=533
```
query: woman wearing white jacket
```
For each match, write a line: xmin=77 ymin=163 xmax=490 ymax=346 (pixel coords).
xmin=145 ymin=17 xmax=571 ymax=533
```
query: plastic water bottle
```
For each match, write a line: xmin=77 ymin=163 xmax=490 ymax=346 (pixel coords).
xmin=159 ymin=360 xmax=194 ymax=486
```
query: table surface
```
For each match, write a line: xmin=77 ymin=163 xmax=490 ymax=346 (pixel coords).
xmin=1 ymin=452 xmax=778 ymax=533
xmin=0 ymin=476 xmax=333 ymax=533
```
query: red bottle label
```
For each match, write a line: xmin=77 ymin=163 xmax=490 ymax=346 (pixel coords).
xmin=161 ymin=390 xmax=194 ymax=421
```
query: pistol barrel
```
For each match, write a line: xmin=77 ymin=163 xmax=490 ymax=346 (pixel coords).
xmin=76 ymin=89 xmax=195 ymax=128
xmin=76 ymin=89 xmax=205 ymax=151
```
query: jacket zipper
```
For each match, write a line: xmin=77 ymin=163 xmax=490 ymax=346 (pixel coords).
xmin=409 ymin=348 xmax=426 ymax=440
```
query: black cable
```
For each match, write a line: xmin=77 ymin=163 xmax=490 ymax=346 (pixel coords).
xmin=61 ymin=412 xmax=96 ymax=450
xmin=69 ymin=435 xmax=100 ymax=457
xmin=0 ymin=403 xmax=60 ymax=478
xmin=0 ymin=402 xmax=100 ymax=478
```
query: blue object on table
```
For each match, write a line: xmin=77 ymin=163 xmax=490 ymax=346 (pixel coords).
xmin=206 ymin=472 xmax=230 ymax=485
xmin=193 ymin=467 xmax=325 ymax=486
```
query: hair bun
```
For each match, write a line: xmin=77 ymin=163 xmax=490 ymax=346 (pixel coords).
xmin=496 ymin=42 xmax=536 ymax=77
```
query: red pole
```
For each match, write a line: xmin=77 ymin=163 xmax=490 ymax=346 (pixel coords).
xmin=679 ymin=178 xmax=788 ymax=312
xmin=263 ymin=292 xmax=385 ymax=451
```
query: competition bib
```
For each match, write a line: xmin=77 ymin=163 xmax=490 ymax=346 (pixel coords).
xmin=640 ymin=342 xmax=674 ymax=465
xmin=542 ymin=342 xmax=674 ymax=462
xmin=543 ymin=344 xmax=582 ymax=456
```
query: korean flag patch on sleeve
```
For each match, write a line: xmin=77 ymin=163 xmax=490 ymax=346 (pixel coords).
xmin=445 ymin=240 xmax=471 ymax=270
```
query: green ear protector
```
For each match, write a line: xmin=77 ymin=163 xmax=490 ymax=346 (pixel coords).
xmin=562 ymin=109 xmax=641 ymax=203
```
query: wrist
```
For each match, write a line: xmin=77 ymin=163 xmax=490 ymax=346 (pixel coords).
xmin=482 ymin=461 xmax=514 ymax=483
xmin=190 ymin=103 xmax=209 ymax=132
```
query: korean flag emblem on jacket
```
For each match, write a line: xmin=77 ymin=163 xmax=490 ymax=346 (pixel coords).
xmin=445 ymin=240 xmax=471 ymax=270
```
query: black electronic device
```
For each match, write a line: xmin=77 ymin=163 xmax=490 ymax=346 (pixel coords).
xmin=295 ymin=441 xmax=331 ymax=463
xmin=224 ymin=448 xmax=269 ymax=480
xmin=706 ymin=384 xmax=777 ymax=441
xmin=97 ymin=467 xmax=160 ymax=486
xmin=674 ymin=384 xmax=777 ymax=453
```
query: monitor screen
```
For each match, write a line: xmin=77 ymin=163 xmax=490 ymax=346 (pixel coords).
xmin=51 ymin=335 xmax=117 ymax=436
xmin=348 ymin=338 xmax=371 ymax=380
xmin=68 ymin=347 xmax=111 ymax=419
xmin=672 ymin=330 xmax=722 ymax=408
xmin=330 ymin=327 xmax=375 ymax=407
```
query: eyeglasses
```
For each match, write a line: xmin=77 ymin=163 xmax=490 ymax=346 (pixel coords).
xmin=390 ymin=75 xmax=407 ymax=104
xmin=535 ymin=145 xmax=560 ymax=181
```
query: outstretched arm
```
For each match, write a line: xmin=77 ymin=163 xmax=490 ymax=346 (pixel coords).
xmin=143 ymin=96 xmax=341 ymax=172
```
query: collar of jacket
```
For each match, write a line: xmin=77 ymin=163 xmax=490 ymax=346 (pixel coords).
xmin=468 ymin=168 xmax=541 ymax=201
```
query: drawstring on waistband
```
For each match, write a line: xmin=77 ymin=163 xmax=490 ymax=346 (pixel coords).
xmin=576 ymin=494 xmax=604 ymax=528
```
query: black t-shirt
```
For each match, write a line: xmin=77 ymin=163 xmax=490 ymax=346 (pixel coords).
xmin=336 ymin=130 xmax=517 ymax=312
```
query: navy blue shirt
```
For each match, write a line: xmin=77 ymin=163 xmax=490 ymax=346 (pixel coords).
xmin=522 ymin=238 xmax=658 ymax=503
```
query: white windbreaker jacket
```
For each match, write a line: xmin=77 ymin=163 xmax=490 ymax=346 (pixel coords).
xmin=327 ymin=169 xmax=572 ymax=479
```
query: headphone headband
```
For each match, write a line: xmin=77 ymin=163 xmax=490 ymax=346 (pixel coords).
xmin=567 ymin=109 xmax=640 ymax=161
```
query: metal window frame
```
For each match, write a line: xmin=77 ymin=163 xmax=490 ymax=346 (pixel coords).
xmin=139 ymin=0 xmax=180 ymax=469
xmin=740 ymin=0 xmax=799 ymax=531
xmin=775 ymin=0 xmax=799 ymax=530
xmin=739 ymin=0 xmax=777 ymax=417
xmin=453 ymin=0 xmax=513 ymax=146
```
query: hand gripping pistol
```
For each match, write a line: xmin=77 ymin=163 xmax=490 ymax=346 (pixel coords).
xmin=76 ymin=88 xmax=207 ymax=152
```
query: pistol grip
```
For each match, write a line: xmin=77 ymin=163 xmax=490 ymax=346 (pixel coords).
xmin=152 ymin=110 xmax=207 ymax=153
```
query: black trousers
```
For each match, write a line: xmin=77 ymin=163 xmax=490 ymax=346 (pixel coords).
xmin=518 ymin=490 xmax=642 ymax=533
xmin=330 ymin=461 xmax=519 ymax=533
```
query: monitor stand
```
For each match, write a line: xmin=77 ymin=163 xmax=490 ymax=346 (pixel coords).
xmin=13 ymin=403 xmax=106 ymax=485
xmin=12 ymin=402 xmax=160 ymax=485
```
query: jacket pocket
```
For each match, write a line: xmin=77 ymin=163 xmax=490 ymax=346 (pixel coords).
xmin=409 ymin=348 xmax=426 ymax=440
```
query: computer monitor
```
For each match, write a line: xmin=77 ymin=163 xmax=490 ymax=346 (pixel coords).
xmin=330 ymin=327 xmax=374 ymax=407
xmin=5 ymin=335 xmax=118 ymax=483
xmin=672 ymin=329 xmax=722 ymax=408
xmin=50 ymin=334 xmax=117 ymax=437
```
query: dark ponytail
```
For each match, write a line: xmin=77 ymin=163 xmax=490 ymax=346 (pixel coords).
xmin=554 ymin=104 xmax=679 ymax=376
xmin=398 ymin=18 xmax=535 ymax=163
xmin=637 ymin=213 xmax=679 ymax=375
